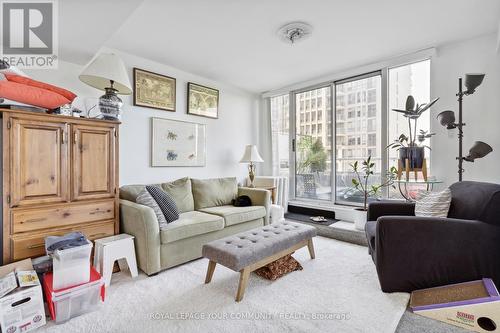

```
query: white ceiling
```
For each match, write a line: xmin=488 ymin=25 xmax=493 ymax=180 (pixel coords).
xmin=60 ymin=0 xmax=500 ymax=93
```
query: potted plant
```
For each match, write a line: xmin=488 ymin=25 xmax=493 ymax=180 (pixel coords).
xmin=387 ymin=96 xmax=438 ymax=168
xmin=350 ymin=156 xmax=397 ymax=230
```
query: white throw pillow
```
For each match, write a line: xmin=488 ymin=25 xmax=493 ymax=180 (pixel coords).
xmin=414 ymin=188 xmax=452 ymax=218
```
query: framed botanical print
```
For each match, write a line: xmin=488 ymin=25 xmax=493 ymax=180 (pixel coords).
xmin=134 ymin=68 xmax=176 ymax=111
xmin=151 ymin=117 xmax=206 ymax=167
xmin=187 ymin=82 xmax=219 ymax=119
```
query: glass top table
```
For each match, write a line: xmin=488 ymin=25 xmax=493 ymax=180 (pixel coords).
xmin=394 ymin=179 xmax=443 ymax=201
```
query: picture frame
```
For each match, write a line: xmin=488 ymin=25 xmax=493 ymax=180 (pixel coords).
xmin=151 ymin=117 xmax=206 ymax=167
xmin=134 ymin=68 xmax=176 ymax=111
xmin=187 ymin=82 xmax=219 ymax=119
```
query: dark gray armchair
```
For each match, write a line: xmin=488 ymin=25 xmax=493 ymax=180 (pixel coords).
xmin=365 ymin=181 xmax=500 ymax=293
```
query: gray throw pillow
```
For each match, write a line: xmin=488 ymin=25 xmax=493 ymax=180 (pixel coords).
xmin=136 ymin=189 xmax=168 ymax=228
xmin=146 ymin=185 xmax=180 ymax=223
xmin=415 ymin=188 xmax=452 ymax=218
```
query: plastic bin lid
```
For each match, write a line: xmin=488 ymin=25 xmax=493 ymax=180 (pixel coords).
xmin=44 ymin=266 xmax=102 ymax=294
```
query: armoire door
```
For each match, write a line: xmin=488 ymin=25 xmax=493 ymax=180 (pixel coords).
xmin=72 ymin=125 xmax=116 ymax=201
xmin=10 ymin=118 xmax=69 ymax=207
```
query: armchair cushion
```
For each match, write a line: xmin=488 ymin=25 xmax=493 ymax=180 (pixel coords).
xmin=198 ymin=205 xmax=266 ymax=227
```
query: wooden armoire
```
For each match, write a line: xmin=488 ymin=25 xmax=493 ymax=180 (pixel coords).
xmin=0 ymin=108 xmax=120 ymax=264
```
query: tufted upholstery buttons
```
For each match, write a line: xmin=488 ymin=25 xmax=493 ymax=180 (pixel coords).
xmin=202 ymin=221 xmax=318 ymax=272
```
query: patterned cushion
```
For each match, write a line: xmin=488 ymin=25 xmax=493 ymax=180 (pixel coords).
xmin=136 ymin=189 xmax=168 ymax=228
xmin=146 ymin=185 xmax=179 ymax=223
xmin=415 ymin=188 xmax=452 ymax=218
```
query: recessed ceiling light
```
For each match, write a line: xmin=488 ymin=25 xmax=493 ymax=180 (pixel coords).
xmin=277 ymin=22 xmax=313 ymax=44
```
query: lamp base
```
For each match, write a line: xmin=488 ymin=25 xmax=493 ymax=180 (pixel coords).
xmin=99 ymin=87 xmax=122 ymax=120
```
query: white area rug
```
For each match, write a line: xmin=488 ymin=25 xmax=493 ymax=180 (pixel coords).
xmin=39 ymin=237 xmax=409 ymax=333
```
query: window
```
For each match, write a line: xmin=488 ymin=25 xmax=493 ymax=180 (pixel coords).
xmin=388 ymin=59 xmax=431 ymax=197
xmin=295 ymin=86 xmax=332 ymax=201
xmin=335 ymin=73 xmax=382 ymax=204
xmin=270 ymin=94 xmax=290 ymax=178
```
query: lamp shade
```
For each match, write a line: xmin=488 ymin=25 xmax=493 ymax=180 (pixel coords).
xmin=464 ymin=73 xmax=485 ymax=94
xmin=240 ymin=145 xmax=264 ymax=163
xmin=464 ymin=141 xmax=493 ymax=161
xmin=437 ymin=110 xmax=456 ymax=129
xmin=79 ymin=53 xmax=132 ymax=95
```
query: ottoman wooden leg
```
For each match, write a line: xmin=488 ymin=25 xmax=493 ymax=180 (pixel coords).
xmin=307 ymin=239 xmax=316 ymax=259
xmin=205 ymin=261 xmax=217 ymax=284
xmin=235 ymin=267 xmax=251 ymax=302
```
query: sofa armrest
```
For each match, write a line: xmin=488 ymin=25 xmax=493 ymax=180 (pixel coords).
xmin=374 ymin=216 xmax=500 ymax=292
xmin=120 ymin=199 xmax=161 ymax=275
xmin=367 ymin=200 xmax=415 ymax=221
xmin=238 ymin=187 xmax=271 ymax=225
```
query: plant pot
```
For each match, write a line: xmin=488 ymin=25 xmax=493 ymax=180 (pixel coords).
xmin=399 ymin=146 xmax=425 ymax=169
xmin=353 ymin=208 xmax=368 ymax=231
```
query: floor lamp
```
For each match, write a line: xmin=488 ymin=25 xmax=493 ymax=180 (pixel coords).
xmin=437 ymin=74 xmax=493 ymax=181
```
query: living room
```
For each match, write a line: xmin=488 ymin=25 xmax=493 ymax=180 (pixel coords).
xmin=0 ymin=1 xmax=499 ymax=332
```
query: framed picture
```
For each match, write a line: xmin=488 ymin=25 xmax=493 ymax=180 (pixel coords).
xmin=187 ymin=82 xmax=219 ymax=119
xmin=134 ymin=68 xmax=176 ymax=111
xmin=151 ymin=117 xmax=206 ymax=167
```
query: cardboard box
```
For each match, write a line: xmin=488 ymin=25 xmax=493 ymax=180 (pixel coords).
xmin=411 ymin=278 xmax=500 ymax=333
xmin=0 ymin=259 xmax=46 ymax=333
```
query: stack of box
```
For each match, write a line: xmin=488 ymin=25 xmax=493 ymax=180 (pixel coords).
xmin=43 ymin=234 xmax=106 ymax=323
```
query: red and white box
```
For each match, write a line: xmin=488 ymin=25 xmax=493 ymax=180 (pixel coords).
xmin=43 ymin=266 xmax=105 ymax=324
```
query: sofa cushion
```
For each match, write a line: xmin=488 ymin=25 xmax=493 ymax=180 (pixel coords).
xmin=365 ymin=220 xmax=377 ymax=251
xmin=120 ymin=184 xmax=158 ymax=202
xmin=146 ymin=185 xmax=179 ymax=223
xmin=161 ymin=177 xmax=194 ymax=213
xmin=191 ymin=177 xmax=238 ymax=210
xmin=198 ymin=205 xmax=266 ymax=227
xmin=160 ymin=211 xmax=224 ymax=244
xmin=136 ymin=189 xmax=168 ymax=227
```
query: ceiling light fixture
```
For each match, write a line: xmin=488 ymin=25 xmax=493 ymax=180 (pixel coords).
xmin=277 ymin=22 xmax=313 ymax=44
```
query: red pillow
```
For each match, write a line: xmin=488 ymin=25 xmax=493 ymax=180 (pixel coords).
xmin=4 ymin=74 xmax=77 ymax=102
xmin=0 ymin=81 xmax=71 ymax=109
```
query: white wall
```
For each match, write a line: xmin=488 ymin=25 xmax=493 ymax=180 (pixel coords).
xmin=431 ymin=33 xmax=500 ymax=186
xmin=25 ymin=50 xmax=259 ymax=186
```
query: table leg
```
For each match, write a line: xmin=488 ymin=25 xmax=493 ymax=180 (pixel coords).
xmin=235 ymin=268 xmax=251 ymax=302
xmin=307 ymin=239 xmax=315 ymax=259
xmin=205 ymin=260 xmax=217 ymax=284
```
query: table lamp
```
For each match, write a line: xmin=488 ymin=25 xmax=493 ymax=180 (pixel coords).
xmin=79 ymin=53 xmax=132 ymax=120
xmin=240 ymin=145 xmax=264 ymax=187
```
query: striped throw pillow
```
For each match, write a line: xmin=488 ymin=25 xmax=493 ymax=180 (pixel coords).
xmin=415 ymin=188 xmax=452 ymax=218
xmin=136 ymin=189 xmax=168 ymax=228
xmin=146 ymin=185 xmax=180 ymax=223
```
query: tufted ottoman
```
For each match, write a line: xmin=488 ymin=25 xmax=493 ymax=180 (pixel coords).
xmin=202 ymin=221 xmax=317 ymax=301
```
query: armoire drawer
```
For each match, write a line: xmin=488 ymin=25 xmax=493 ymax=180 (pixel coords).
xmin=11 ymin=220 xmax=115 ymax=261
xmin=11 ymin=200 xmax=115 ymax=233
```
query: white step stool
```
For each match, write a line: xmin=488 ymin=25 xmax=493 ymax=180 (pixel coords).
xmin=93 ymin=234 xmax=138 ymax=287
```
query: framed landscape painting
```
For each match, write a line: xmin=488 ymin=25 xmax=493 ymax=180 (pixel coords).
xmin=134 ymin=68 xmax=176 ymax=111
xmin=151 ymin=117 xmax=206 ymax=167
xmin=187 ymin=82 xmax=219 ymax=119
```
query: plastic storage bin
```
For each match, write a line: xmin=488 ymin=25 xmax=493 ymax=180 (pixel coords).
xmin=52 ymin=240 xmax=92 ymax=290
xmin=43 ymin=266 xmax=105 ymax=323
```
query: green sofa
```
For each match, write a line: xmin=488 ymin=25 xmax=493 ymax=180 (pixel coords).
xmin=119 ymin=177 xmax=270 ymax=276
